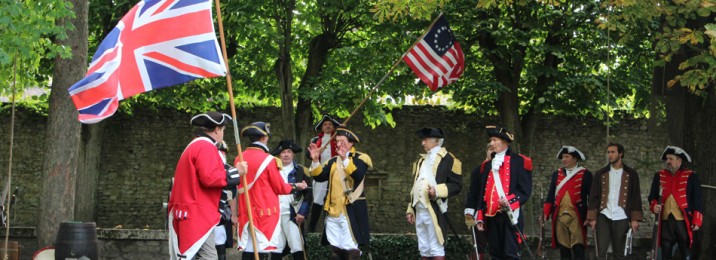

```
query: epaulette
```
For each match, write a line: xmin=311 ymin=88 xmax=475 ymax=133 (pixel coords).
xmin=274 ymin=157 xmax=283 ymax=170
xmin=448 ymin=152 xmax=462 ymax=175
xmin=520 ymin=154 xmax=533 ymax=172
xmin=356 ymin=152 xmax=373 ymax=169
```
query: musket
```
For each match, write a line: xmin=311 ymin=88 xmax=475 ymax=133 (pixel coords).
xmin=650 ymin=187 xmax=663 ymax=260
xmin=0 ymin=179 xmax=10 ymax=227
xmin=536 ymin=191 xmax=546 ymax=259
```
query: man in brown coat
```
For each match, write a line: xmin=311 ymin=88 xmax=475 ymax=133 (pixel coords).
xmin=586 ymin=142 xmax=643 ymax=259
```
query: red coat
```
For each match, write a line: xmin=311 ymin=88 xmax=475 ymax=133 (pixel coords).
xmin=543 ymin=168 xmax=592 ymax=248
xmin=648 ymin=169 xmax=704 ymax=248
xmin=235 ymin=145 xmax=294 ymax=252
xmin=168 ymin=136 xmax=228 ymax=259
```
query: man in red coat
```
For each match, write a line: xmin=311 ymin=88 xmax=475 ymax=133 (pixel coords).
xmin=648 ymin=146 xmax=704 ymax=260
xmin=168 ymin=112 xmax=247 ymax=260
xmin=543 ymin=146 xmax=592 ymax=260
xmin=236 ymin=122 xmax=308 ymax=259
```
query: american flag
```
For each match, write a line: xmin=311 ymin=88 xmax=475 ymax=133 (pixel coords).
xmin=403 ymin=15 xmax=465 ymax=91
xmin=68 ymin=0 xmax=226 ymax=124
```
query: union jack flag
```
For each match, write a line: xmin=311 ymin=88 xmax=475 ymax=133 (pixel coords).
xmin=403 ymin=15 xmax=465 ymax=91
xmin=68 ymin=0 xmax=226 ymax=124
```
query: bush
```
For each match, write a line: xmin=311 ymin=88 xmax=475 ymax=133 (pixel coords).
xmin=304 ymin=233 xmax=474 ymax=259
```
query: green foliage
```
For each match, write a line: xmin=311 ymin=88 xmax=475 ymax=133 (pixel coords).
xmin=608 ymin=0 xmax=716 ymax=96
xmin=0 ymin=0 xmax=73 ymax=100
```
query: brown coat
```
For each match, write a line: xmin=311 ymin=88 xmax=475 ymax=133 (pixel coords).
xmin=586 ymin=164 xmax=643 ymax=222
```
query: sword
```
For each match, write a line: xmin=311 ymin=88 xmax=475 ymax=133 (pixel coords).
xmin=470 ymin=226 xmax=480 ymax=260
xmin=502 ymin=205 xmax=533 ymax=259
xmin=592 ymin=226 xmax=599 ymax=258
xmin=624 ymin=228 xmax=633 ymax=256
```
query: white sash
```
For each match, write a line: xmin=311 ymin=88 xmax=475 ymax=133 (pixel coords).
xmin=491 ymin=169 xmax=519 ymax=225
xmin=238 ymin=155 xmax=275 ymax=194
xmin=555 ymin=167 xmax=584 ymax=196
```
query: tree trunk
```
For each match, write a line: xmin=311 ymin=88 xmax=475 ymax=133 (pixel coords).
xmin=75 ymin=123 xmax=103 ymax=222
xmin=295 ymin=33 xmax=338 ymax=161
xmin=655 ymin=15 xmax=715 ymax=258
xmin=37 ymin=0 xmax=88 ymax=247
xmin=274 ymin=0 xmax=296 ymax=140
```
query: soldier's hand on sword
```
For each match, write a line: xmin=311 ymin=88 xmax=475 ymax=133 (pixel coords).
xmin=586 ymin=219 xmax=596 ymax=230
xmin=428 ymin=186 xmax=436 ymax=199
xmin=294 ymin=181 xmax=308 ymax=190
xmin=653 ymin=204 xmax=662 ymax=214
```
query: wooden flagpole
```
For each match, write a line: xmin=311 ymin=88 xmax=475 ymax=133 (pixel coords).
xmin=317 ymin=13 xmax=445 ymax=153
xmin=213 ymin=0 xmax=259 ymax=259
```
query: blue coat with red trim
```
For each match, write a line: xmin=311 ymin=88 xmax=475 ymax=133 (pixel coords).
xmin=464 ymin=148 xmax=532 ymax=223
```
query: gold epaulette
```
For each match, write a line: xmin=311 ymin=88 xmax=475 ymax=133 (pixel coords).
xmin=274 ymin=157 xmax=283 ymax=170
xmin=449 ymin=152 xmax=463 ymax=175
xmin=356 ymin=152 xmax=373 ymax=169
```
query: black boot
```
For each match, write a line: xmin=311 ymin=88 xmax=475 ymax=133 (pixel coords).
xmin=572 ymin=244 xmax=585 ymax=260
xmin=292 ymin=251 xmax=306 ymax=260
xmin=346 ymin=249 xmax=361 ymax=260
xmin=331 ymin=246 xmax=344 ymax=260
xmin=215 ymin=244 xmax=226 ymax=260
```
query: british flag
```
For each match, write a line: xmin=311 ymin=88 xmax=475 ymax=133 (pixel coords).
xmin=403 ymin=15 xmax=464 ymax=92
xmin=68 ymin=0 xmax=226 ymax=124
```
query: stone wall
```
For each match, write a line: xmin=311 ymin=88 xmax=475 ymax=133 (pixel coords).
xmin=0 ymin=106 xmax=668 ymax=239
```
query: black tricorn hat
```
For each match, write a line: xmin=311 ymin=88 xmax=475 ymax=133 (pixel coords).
xmin=271 ymin=140 xmax=302 ymax=156
xmin=416 ymin=127 xmax=445 ymax=139
xmin=661 ymin=146 xmax=691 ymax=163
xmin=190 ymin=112 xmax=232 ymax=128
xmin=336 ymin=127 xmax=360 ymax=143
xmin=241 ymin=121 xmax=271 ymax=137
xmin=556 ymin=145 xmax=586 ymax=161
xmin=314 ymin=115 xmax=341 ymax=132
xmin=485 ymin=125 xmax=513 ymax=143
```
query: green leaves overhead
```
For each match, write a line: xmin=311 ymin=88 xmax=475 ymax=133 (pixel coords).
xmin=0 ymin=0 xmax=72 ymax=99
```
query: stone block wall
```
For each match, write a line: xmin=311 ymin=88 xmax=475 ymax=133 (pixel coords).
xmin=0 ymin=106 xmax=668 ymax=239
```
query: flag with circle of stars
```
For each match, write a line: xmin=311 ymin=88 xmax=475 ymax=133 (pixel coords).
xmin=403 ymin=15 xmax=465 ymax=91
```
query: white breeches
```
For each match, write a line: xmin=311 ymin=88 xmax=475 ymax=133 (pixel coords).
xmin=273 ymin=214 xmax=304 ymax=253
xmin=415 ymin=205 xmax=444 ymax=257
xmin=325 ymin=214 xmax=358 ymax=250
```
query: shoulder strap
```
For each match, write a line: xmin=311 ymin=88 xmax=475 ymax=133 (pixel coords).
xmin=238 ymin=155 xmax=275 ymax=194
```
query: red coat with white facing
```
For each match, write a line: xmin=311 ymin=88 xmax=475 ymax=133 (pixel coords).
xmin=235 ymin=145 xmax=294 ymax=252
xmin=168 ymin=136 xmax=229 ymax=259
xmin=543 ymin=167 xmax=593 ymax=247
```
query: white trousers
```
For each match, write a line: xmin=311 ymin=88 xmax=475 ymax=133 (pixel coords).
xmin=415 ymin=204 xmax=444 ymax=257
xmin=273 ymin=214 xmax=304 ymax=253
xmin=325 ymin=214 xmax=359 ymax=250
xmin=214 ymin=225 xmax=227 ymax=245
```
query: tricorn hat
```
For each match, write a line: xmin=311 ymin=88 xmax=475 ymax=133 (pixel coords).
xmin=190 ymin=112 xmax=232 ymax=128
xmin=271 ymin=140 xmax=302 ymax=156
xmin=556 ymin=145 xmax=586 ymax=161
xmin=241 ymin=121 xmax=271 ymax=137
xmin=661 ymin=146 xmax=691 ymax=163
xmin=314 ymin=115 xmax=341 ymax=132
xmin=416 ymin=127 xmax=445 ymax=139
xmin=485 ymin=125 xmax=513 ymax=143
xmin=336 ymin=127 xmax=360 ymax=143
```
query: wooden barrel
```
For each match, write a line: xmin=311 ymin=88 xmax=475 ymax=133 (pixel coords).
xmin=0 ymin=240 xmax=18 ymax=260
xmin=55 ymin=222 xmax=98 ymax=260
